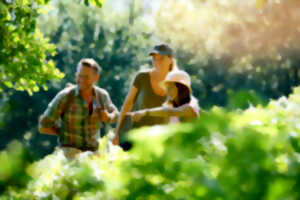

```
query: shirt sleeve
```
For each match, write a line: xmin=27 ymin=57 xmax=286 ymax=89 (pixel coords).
xmin=39 ymin=90 xmax=68 ymax=128
xmin=101 ymin=90 xmax=119 ymax=114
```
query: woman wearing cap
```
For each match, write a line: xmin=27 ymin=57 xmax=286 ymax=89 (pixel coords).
xmin=130 ymin=70 xmax=199 ymax=124
xmin=113 ymin=44 xmax=177 ymax=146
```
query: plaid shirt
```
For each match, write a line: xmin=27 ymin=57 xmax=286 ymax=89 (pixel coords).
xmin=39 ymin=85 xmax=118 ymax=149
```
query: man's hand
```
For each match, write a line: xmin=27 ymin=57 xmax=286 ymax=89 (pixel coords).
xmin=98 ymin=109 xmax=113 ymax=122
xmin=39 ymin=127 xmax=59 ymax=135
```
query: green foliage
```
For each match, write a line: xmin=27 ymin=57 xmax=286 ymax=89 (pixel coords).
xmin=0 ymin=135 xmax=127 ymax=199
xmin=83 ymin=0 xmax=104 ymax=7
xmin=115 ymin=87 xmax=300 ymax=199
xmin=0 ymin=0 xmax=104 ymax=95
xmin=226 ymin=89 xmax=267 ymax=110
xmin=37 ymin=0 xmax=155 ymax=107
xmin=2 ymin=87 xmax=300 ymax=199
xmin=0 ymin=141 xmax=32 ymax=194
xmin=2 ymin=0 xmax=300 ymax=198
xmin=0 ymin=0 xmax=64 ymax=95
xmin=155 ymin=0 xmax=300 ymax=107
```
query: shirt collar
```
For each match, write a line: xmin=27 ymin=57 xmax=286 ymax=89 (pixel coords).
xmin=74 ymin=85 xmax=97 ymax=97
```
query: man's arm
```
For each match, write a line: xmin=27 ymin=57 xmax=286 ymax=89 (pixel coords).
xmin=39 ymin=126 xmax=58 ymax=135
xmin=100 ymin=89 xmax=119 ymax=123
xmin=39 ymin=89 xmax=68 ymax=135
xmin=39 ymin=114 xmax=60 ymax=135
xmin=106 ymin=103 xmax=119 ymax=123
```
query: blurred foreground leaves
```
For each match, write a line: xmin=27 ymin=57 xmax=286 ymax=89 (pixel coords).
xmin=2 ymin=87 xmax=300 ymax=199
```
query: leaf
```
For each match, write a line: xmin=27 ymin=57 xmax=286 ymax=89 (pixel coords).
xmin=4 ymin=81 xmax=13 ymax=88
xmin=32 ymin=86 xmax=39 ymax=92
xmin=94 ymin=0 xmax=104 ymax=8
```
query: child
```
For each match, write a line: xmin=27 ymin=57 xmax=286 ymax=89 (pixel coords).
xmin=130 ymin=70 xmax=199 ymax=123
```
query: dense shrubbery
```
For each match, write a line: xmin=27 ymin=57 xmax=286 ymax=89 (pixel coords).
xmin=1 ymin=87 xmax=300 ymax=199
xmin=117 ymin=88 xmax=300 ymax=199
xmin=0 ymin=141 xmax=32 ymax=195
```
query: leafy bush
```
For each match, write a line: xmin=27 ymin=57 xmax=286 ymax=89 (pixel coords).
xmin=117 ymin=88 xmax=300 ymax=200
xmin=0 ymin=141 xmax=32 ymax=194
xmin=2 ymin=87 xmax=300 ymax=199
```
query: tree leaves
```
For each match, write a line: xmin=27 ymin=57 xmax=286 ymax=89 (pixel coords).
xmin=0 ymin=0 xmax=103 ymax=95
xmin=83 ymin=0 xmax=104 ymax=7
xmin=3 ymin=86 xmax=300 ymax=199
xmin=0 ymin=1 xmax=63 ymax=95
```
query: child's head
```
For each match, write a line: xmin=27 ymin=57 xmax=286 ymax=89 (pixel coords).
xmin=163 ymin=70 xmax=192 ymax=107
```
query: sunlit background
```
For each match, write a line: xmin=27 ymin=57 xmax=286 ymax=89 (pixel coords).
xmin=1 ymin=0 xmax=300 ymax=199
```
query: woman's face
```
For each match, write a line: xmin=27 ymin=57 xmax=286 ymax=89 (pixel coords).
xmin=151 ymin=53 xmax=172 ymax=71
xmin=166 ymin=82 xmax=178 ymax=100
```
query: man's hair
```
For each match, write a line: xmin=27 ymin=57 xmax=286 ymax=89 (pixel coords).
xmin=77 ymin=58 xmax=101 ymax=74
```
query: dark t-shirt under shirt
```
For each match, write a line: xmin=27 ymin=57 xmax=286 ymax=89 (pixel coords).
xmin=131 ymin=70 xmax=169 ymax=128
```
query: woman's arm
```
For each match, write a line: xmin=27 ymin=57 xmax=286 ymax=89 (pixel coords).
xmin=112 ymin=85 xmax=138 ymax=145
xmin=130 ymin=104 xmax=198 ymax=122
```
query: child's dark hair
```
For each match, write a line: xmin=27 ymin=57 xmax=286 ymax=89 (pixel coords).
xmin=172 ymin=83 xmax=191 ymax=107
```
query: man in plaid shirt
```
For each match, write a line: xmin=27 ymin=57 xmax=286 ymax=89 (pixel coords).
xmin=39 ymin=58 xmax=119 ymax=156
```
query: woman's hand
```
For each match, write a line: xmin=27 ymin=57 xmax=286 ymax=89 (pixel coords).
xmin=129 ymin=110 xmax=148 ymax=122
xmin=112 ymin=134 xmax=119 ymax=146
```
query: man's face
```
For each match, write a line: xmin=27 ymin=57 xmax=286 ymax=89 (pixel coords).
xmin=76 ymin=65 xmax=99 ymax=91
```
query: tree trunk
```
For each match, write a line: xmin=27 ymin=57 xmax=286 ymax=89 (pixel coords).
xmin=293 ymin=66 xmax=298 ymax=86
xmin=129 ymin=0 xmax=135 ymax=25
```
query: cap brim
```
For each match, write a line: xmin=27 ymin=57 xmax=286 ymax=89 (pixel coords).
xmin=149 ymin=50 xmax=169 ymax=56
